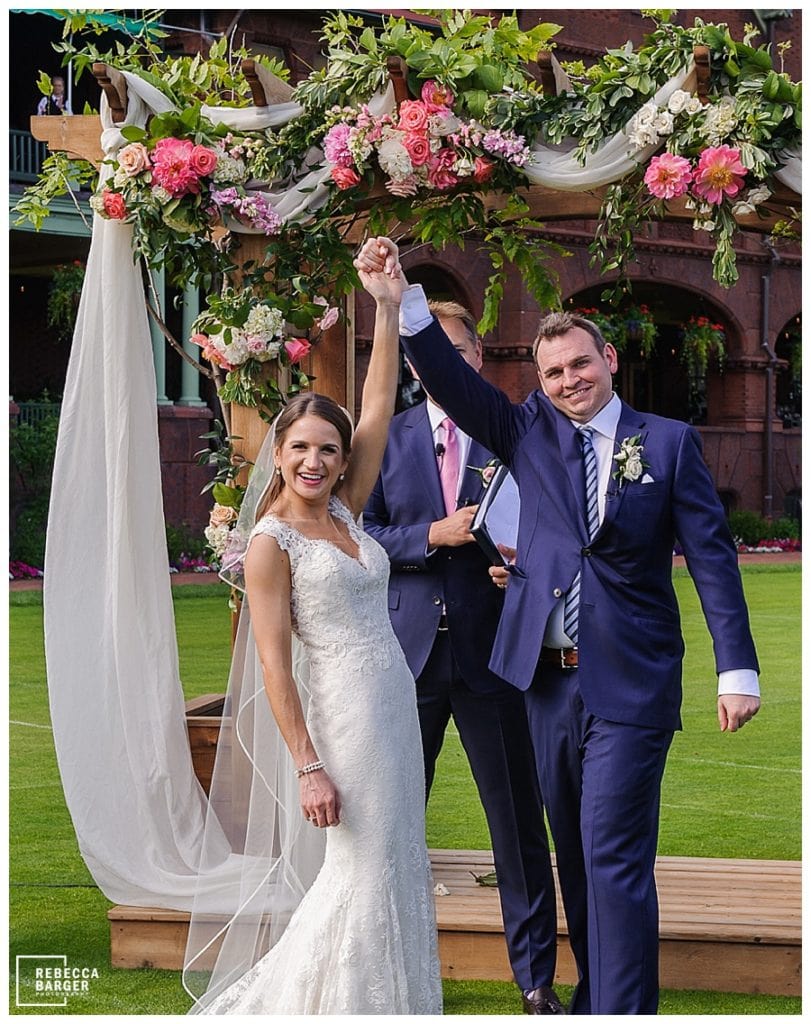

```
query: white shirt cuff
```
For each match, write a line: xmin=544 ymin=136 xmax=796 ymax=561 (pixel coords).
xmin=717 ymin=669 xmax=760 ymax=697
xmin=399 ymin=284 xmax=433 ymax=336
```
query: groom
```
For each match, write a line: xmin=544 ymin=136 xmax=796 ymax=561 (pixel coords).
xmin=355 ymin=238 xmax=760 ymax=1014
xmin=364 ymin=298 xmax=562 ymax=1014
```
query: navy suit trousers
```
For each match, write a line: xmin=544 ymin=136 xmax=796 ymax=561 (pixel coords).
xmin=418 ymin=628 xmax=558 ymax=991
xmin=525 ymin=664 xmax=673 ymax=1014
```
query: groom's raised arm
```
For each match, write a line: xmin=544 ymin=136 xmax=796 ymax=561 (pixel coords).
xmin=400 ymin=284 xmax=521 ymax=464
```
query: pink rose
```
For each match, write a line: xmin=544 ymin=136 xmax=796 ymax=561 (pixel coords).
xmin=102 ymin=188 xmax=128 ymax=220
xmin=421 ymin=80 xmax=454 ymax=112
xmin=473 ymin=156 xmax=495 ymax=184
xmin=403 ymin=132 xmax=431 ymax=167
xmin=209 ymin=503 xmax=238 ymax=527
xmin=398 ymin=100 xmax=430 ymax=133
xmin=331 ymin=165 xmax=361 ymax=190
xmin=427 ymin=149 xmax=458 ymax=191
xmin=190 ymin=144 xmax=218 ymax=177
xmin=117 ymin=142 xmax=151 ymax=176
xmin=317 ymin=306 xmax=340 ymax=332
xmin=284 ymin=338 xmax=312 ymax=364
xmin=151 ymin=137 xmax=200 ymax=198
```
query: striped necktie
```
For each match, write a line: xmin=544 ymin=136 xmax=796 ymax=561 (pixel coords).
xmin=563 ymin=426 xmax=599 ymax=645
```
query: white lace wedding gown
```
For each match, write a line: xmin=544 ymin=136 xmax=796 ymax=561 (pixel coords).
xmin=201 ymin=497 xmax=442 ymax=1015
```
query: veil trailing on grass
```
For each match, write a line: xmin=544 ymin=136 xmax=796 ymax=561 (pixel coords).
xmin=182 ymin=419 xmax=326 ymax=1012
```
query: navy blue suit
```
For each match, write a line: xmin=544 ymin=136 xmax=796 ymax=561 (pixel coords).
xmin=364 ymin=401 xmax=559 ymax=992
xmin=403 ymin=321 xmax=759 ymax=1013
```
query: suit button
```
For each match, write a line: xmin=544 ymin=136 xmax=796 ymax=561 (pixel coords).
xmin=553 ymin=588 xmax=562 ymax=598
xmin=432 ymin=596 xmax=442 ymax=605
xmin=582 ymin=547 xmax=592 ymax=557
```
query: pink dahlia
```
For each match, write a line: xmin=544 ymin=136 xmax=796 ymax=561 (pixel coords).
xmin=643 ymin=152 xmax=692 ymax=200
xmin=692 ymin=145 xmax=747 ymax=205
xmin=151 ymin=137 xmax=201 ymax=198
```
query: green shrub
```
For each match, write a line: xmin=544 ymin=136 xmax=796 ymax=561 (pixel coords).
xmin=769 ymin=516 xmax=800 ymax=540
xmin=166 ymin=522 xmax=208 ymax=563
xmin=727 ymin=509 xmax=769 ymax=546
xmin=10 ymin=414 xmax=59 ymax=567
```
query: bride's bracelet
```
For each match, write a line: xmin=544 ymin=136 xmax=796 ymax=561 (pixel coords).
xmin=296 ymin=760 xmax=325 ymax=778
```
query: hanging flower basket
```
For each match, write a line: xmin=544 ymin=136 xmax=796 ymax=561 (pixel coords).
xmin=679 ymin=316 xmax=726 ymax=379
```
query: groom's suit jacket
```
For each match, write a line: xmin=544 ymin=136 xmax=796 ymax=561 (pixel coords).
xmin=403 ymin=321 xmax=759 ymax=732
xmin=364 ymin=401 xmax=507 ymax=693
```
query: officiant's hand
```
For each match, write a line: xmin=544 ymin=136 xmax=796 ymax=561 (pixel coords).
xmin=489 ymin=545 xmax=516 ymax=589
xmin=428 ymin=505 xmax=477 ymax=548
xmin=300 ymin=769 xmax=341 ymax=828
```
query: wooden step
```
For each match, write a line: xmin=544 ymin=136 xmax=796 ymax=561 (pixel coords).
xmin=108 ymin=850 xmax=801 ymax=996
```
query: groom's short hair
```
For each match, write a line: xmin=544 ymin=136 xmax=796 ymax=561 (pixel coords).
xmin=533 ymin=311 xmax=607 ymax=362
xmin=428 ymin=299 xmax=478 ymax=351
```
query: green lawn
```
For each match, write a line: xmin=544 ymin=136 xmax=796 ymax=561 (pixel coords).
xmin=9 ymin=565 xmax=801 ymax=1014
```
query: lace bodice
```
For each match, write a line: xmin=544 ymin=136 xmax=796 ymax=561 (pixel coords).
xmin=249 ymin=496 xmax=402 ymax=673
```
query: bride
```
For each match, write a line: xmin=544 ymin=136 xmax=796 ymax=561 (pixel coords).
xmin=183 ymin=241 xmax=442 ymax=1014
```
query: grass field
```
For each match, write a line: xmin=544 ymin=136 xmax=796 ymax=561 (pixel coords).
xmin=9 ymin=564 xmax=801 ymax=1014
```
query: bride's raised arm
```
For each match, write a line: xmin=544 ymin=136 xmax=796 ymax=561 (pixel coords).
xmin=337 ymin=237 xmax=403 ymax=517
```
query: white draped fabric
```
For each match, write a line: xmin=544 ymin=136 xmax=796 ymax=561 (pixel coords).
xmin=44 ymin=62 xmax=800 ymax=912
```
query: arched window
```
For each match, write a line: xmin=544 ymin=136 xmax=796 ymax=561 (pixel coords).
xmin=775 ymin=314 xmax=801 ymax=428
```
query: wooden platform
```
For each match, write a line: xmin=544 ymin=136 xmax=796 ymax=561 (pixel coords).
xmin=108 ymin=849 xmax=800 ymax=996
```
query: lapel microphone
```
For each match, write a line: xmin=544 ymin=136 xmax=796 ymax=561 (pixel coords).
xmin=435 ymin=442 xmax=445 ymax=458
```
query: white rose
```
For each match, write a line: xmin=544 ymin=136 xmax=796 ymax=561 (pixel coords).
xmin=667 ymin=90 xmax=691 ymax=115
xmin=624 ymin=453 xmax=643 ymax=480
xmin=653 ymin=111 xmax=674 ymax=136
xmin=685 ymin=97 xmax=703 ymax=115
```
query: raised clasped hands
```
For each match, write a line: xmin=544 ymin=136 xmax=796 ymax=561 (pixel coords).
xmin=354 ymin=236 xmax=404 ymax=305
xmin=717 ymin=693 xmax=760 ymax=733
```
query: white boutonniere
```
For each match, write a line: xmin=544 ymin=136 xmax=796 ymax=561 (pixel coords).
xmin=612 ymin=435 xmax=648 ymax=487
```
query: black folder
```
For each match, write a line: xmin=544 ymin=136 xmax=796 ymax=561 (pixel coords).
xmin=470 ymin=463 xmax=520 ymax=566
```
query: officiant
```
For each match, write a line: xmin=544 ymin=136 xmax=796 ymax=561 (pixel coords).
xmin=364 ymin=299 xmax=563 ymax=1015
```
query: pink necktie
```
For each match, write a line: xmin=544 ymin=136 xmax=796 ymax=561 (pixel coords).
xmin=439 ymin=418 xmax=459 ymax=516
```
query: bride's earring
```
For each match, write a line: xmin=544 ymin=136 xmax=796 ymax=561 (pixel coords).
xmin=275 ymin=466 xmax=282 ymax=476
xmin=338 ymin=473 xmax=345 ymax=482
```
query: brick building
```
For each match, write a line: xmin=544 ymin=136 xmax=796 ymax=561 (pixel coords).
xmin=9 ymin=8 xmax=801 ymax=535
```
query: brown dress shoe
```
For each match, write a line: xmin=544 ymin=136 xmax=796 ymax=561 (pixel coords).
xmin=522 ymin=986 xmax=566 ymax=1014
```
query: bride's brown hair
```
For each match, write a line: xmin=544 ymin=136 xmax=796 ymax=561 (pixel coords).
xmin=256 ymin=393 xmax=353 ymax=520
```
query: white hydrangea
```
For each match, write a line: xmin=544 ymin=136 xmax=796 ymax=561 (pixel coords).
xmin=377 ymin=132 xmax=413 ymax=181
xmin=626 ymin=100 xmax=662 ymax=150
xmin=244 ymin=304 xmax=284 ymax=341
xmin=204 ymin=523 xmax=231 ymax=560
xmin=213 ymin=154 xmax=248 ymax=184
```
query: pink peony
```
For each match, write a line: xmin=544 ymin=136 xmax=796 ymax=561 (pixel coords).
xmin=427 ymin=149 xmax=458 ymax=191
xmin=151 ymin=137 xmax=201 ymax=198
xmin=117 ymin=142 xmax=151 ymax=176
xmin=421 ymin=80 xmax=454 ymax=112
xmin=190 ymin=144 xmax=218 ymax=176
xmin=643 ymin=152 xmax=692 ymax=200
xmin=398 ymin=100 xmax=430 ymax=133
xmin=323 ymin=123 xmax=354 ymax=167
xmin=692 ymin=145 xmax=747 ymax=205
xmin=473 ymin=156 xmax=495 ymax=184
xmin=331 ymin=165 xmax=361 ymax=190
xmin=102 ymin=188 xmax=128 ymax=219
xmin=402 ymin=132 xmax=431 ymax=167
xmin=285 ymin=337 xmax=312 ymax=364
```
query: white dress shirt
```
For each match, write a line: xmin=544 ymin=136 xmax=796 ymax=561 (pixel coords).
xmin=399 ymin=283 xmax=758 ymax=697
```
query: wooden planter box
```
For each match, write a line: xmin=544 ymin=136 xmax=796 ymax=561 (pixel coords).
xmin=185 ymin=694 xmax=225 ymax=795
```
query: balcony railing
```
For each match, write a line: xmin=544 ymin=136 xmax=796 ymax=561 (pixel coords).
xmin=13 ymin=401 xmax=62 ymax=426
xmin=10 ymin=129 xmax=48 ymax=183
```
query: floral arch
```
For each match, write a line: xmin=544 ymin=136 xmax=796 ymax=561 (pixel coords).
xmin=22 ymin=9 xmax=801 ymax=911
